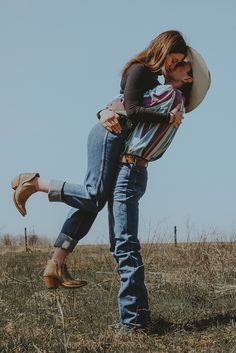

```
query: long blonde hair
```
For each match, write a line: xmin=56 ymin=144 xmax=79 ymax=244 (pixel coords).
xmin=122 ymin=30 xmax=187 ymax=78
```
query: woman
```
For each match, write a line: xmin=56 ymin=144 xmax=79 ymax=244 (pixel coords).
xmin=12 ymin=30 xmax=188 ymax=288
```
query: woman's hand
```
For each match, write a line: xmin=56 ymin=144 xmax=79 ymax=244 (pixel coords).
xmin=99 ymin=109 xmax=122 ymax=134
xmin=169 ymin=104 xmax=184 ymax=128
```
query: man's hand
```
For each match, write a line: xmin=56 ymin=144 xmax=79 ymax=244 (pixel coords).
xmin=99 ymin=109 xmax=122 ymax=134
xmin=169 ymin=104 xmax=184 ymax=128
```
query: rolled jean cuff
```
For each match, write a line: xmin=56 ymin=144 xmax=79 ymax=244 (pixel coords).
xmin=54 ymin=232 xmax=78 ymax=252
xmin=48 ymin=179 xmax=65 ymax=202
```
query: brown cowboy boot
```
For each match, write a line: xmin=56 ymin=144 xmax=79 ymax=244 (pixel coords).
xmin=43 ymin=260 xmax=88 ymax=289
xmin=11 ymin=172 xmax=40 ymax=216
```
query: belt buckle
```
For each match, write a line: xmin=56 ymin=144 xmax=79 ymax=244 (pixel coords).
xmin=128 ymin=154 xmax=136 ymax=165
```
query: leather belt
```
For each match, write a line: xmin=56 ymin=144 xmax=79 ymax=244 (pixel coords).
xmin=119 ymin=154 xmax=148 ymax=167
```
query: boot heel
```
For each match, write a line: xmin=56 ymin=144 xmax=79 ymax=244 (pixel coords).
xmin=11 ymin=176 xmax=20 ymax=190
xmin=43 ymin=276 xmax=60 ymax=289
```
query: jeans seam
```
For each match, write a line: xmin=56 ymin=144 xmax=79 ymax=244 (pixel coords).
xmin=94 ymin=129 xmax=109 ymax=205
xmin=72 ymin=211 xmax=86 ymax=240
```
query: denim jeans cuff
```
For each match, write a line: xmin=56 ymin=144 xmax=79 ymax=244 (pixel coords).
xmin=48 ymin=179 xmax=65 ymax=202
xmin=54 ymin=232 xmax=78 ymax=252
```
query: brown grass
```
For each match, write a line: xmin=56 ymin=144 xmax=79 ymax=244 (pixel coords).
xmin=0 ymin=241 xmax=236 ymax=352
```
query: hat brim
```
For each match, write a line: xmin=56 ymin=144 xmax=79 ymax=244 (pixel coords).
xmin=185 ymin=47 xmax=211 ymax=113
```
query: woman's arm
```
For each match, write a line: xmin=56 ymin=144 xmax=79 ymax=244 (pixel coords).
xmin=98 ymin=101 xmax=183 ymax=133
xmin=97 ymin=64 xmax=183 ymax=132
xmin=123 ymin=64 xmax=171 ymax=124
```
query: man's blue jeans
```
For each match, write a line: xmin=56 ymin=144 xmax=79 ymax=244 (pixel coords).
xmin=108 ymin=163 xmax=149 ymax=329
xmin=49 ymin=121 xmax=130 ymax=251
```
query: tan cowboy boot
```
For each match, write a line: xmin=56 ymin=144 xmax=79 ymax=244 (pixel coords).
xmin=11 ymin=172 xmax=40 ymax=216
xmin=43 ymin=260 xmax=88 ymax=289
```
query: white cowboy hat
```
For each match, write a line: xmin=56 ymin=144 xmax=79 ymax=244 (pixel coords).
xmin=185 ymin=47 xmax=211 ymax=113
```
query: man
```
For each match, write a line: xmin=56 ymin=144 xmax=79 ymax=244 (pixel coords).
xmin=106 ymin=61 xmax=194 ymax=331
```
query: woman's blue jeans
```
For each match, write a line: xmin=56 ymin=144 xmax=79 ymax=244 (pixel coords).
xmin=49 ymin=121 xmax=131 ymax=251
xmin=108 ymin=163 xmax=149 ymax=329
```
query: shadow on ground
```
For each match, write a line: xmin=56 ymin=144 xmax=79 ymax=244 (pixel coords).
xmin=150 ymin=314 xmax=236 ymax=335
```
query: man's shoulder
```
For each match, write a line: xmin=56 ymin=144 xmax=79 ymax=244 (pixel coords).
xmin=144 ymin=84 xmax=181 ymax=98
xmin=143 ymin=84 xmax=184 ymax=109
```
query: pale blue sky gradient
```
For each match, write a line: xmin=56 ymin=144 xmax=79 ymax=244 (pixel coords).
xmin=1 ymin=0 xmax=236 ymax=243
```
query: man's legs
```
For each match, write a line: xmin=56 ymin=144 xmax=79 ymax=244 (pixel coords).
xmin=108 ymin=163 xmax=150 ymax=330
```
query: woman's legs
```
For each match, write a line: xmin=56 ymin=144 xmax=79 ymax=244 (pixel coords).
xmin=12 ymin=121 xmax=130 ymax=287
xmin=46 ymin=123 xmax=130 ymax=286
xmin=51 ymin=121 xmax=131 ymax=253
xmin=108 ymin=163 xmax=150 ymax=330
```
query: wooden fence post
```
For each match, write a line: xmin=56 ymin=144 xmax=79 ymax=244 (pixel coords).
xmin=24 ymin=227 xmax=28 ymax=252
xmin=174 ymin=226 xmax=177 ymax=246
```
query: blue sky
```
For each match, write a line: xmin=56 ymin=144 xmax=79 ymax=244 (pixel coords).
xmin=1 ymin=0 xmax=236 ymax=243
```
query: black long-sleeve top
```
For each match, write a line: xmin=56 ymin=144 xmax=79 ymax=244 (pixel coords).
xmin=120 ymin=63 xmax=170 ymax=124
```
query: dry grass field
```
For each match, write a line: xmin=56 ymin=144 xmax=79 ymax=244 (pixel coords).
xmin=0 ymin=241 xmax=236 ymax=353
